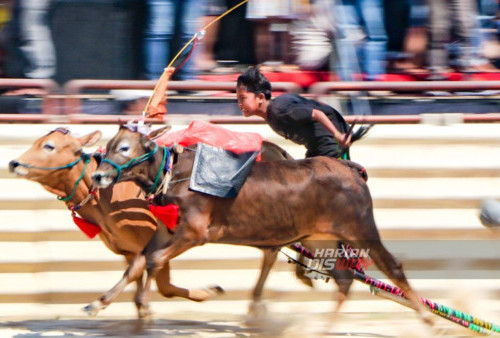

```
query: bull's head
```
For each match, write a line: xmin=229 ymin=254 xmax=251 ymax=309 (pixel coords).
xmin=92 ymin=123 xmax=171 ymax=190
xmin=9 ymin=128 xmax=101 ymax=184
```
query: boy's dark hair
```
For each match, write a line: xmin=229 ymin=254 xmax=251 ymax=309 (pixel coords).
xmin=236 ymin=66 xmax=272 ymax=100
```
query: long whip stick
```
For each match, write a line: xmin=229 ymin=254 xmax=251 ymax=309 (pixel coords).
xmin=285 ymin=243 xmax=500 ymax=334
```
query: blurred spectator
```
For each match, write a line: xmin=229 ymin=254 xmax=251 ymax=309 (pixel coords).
xmin=333 ymin=0 xmax=388 ymax=81
xmin=426 ymin=0 xmax=498 ymax=79
xmin=385 ymin=0 xmax=428 ymax=74
xmin=475 ymin=0 xmax=500 ymax=62
xmin=384 ymin=0 xmax=425 ymax=74
xmin=1 ymin=0 xmax=55 ymax=78
xmin=404 ymin=0 xmax=429 ymax=71
xmin=0 ymin=1 xmax=13 ymax=77
xmin=214 ymin=0 xmax=255 ymax=68
xmin=290 ymin=0 xmax=335 ymax=71
xmin=142 ymin=0 xmax=202 ymax=80
xmin=384 ymin=0 xmax=411 ymax=70
xmin=196 ymin=1 xmax=226 ymax=72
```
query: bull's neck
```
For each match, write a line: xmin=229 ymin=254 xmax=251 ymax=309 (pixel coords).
xmin=142 ymin=146 xmax=168 ymax=195
xmin=59 ymin=156 xmax=97 ymax=209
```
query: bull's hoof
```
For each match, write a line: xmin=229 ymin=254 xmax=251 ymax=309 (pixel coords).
xmin=82 ymin=300 xmax=105 ymax=317
xmin=188 ymin=285 xmax=225 ymax=301
xmin=420 ymin=311 xmax=436 ymax=326
xmin=245 ymin=301 xmax=268 ymax=326
xmin=138 ymin=306 xmax=153 ymax=320
xmin=208 ymin=285 xmax=225 ymax=295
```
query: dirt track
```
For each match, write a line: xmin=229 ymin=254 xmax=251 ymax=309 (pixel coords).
xmin=1 ymin=284 xmax=498 ymax=338
xmin=0 ymin=309 xmax=489 ymax=337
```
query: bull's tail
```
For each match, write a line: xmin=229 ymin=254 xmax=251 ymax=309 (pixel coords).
xmin=351 ymin=124 xmax=373 ymax=143
xmin=341 ymin=124 xmax=373 ymax=160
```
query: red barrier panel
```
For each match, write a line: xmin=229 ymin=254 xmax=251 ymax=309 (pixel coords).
xmin=309 ymin=81 xmax=500 ymax=94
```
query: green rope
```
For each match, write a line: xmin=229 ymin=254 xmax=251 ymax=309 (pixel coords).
xmin=58 ymin=155 xmax=91 ymax=202
xmin=149 ymin=146 xmax=168 ymax=195
xmin=101 ymin=142 xmax=159 ymax=183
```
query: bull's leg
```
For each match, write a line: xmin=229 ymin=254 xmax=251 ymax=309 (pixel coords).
xmin=84 ymin=235 xmax=198 ymax=317
xmin=327 ymin=266 xmax=354 ymax=312
xmin=124 ymin=253 xmax=152 ymax=319
xmin=155 ymin=262 xmax=224 ymax=301
xmin=83 ymin=254 xmax=147 ymax=317
xmin=300 ymin=239 xmax=353 ymax=311
xmin=137 ymin=236 xmax=199 ymax=313
xmin=133 ymin=272 xmax=152 ymax=319
xmin=247 ymin=248 xmax=279 ymax=322
xmin=354 ymin=239 xmax=434 ymax=325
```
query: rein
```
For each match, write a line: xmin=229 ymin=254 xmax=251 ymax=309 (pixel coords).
xmin=101 ymin=142 xmax=160 ymax=183
xmin=101 ymin=141 xmax=174 ymax=196
xmin=147 ymin=145 xmax=196 ymax=196
xmin=155 ymin=145 xmax=196 ymax=193
xmin=149 ymin=145 xmax=170 ymax=195
xmin=58 ymin=154 xmax=91 ymax=202
xmin=16 ymin=152 xmax=93 ymax=203
xmin=17 ymin=154 xmax=87 ymax=170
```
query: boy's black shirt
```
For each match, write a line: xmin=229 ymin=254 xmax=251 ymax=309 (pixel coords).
xmin=265 ymin=94 xmax=350 ymax=158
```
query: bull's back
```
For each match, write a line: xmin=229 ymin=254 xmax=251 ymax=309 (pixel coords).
xmin=210 ymin=157 xmax=369 ymax=244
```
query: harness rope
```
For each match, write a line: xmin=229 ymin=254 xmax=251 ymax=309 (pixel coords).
xmin=101 ymin=142 xmax=159 ymax=183
xmin=16 ymin=152 xmax=94 ymax=203
xmin=17 ymin=148 xmax=100 ymax=237
xmin=150 ymin=145 xmax=170 ymax=195
xmin=58 ymin=154 xmax=91 ymax=202
xmin=17 ymin=155 xmax=86 ymax=171
xmin=154 ymin=145 xmax=196 ymax=195
xmin=101 ymin=140 xmax=178 ymax=197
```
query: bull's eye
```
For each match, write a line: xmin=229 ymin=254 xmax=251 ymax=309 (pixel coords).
xmin=42 ymin=141 xmax=55 ymax=152
xmin=117 ymin=141 xmax=131 ymax=157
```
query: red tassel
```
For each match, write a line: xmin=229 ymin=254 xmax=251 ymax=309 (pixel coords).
xmin=72 ymin=215 xmax=101 ymax=239
xmin=149 ymin=204 xmax=179 ymax=230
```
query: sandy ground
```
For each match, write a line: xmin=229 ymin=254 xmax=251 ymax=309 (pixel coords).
xmin=0 ymin=297 xmax=497 ymax=337
xmin=0 ymin=311 xmax=478 ymax=337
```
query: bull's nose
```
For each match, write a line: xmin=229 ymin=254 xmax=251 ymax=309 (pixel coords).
xmin=8 ymin=160 xmax=19 ymax=173
xmin=91 ymin=172 xmax=103 ymax=183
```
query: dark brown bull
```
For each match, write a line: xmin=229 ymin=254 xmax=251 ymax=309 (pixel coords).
xmin=8 ymin=128 xmax=223 ymax=318
xmin=89 ymin=125 xmax=431 ymax=324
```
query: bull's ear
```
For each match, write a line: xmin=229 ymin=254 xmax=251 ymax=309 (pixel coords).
xmin=79 ymin=130 xmax=102 ymax=147
xmin=148 ymin=125 xmax=171 ymax=140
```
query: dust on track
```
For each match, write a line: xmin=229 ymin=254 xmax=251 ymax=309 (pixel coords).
xmin=0 ymin=310 xmax=480 ymax=337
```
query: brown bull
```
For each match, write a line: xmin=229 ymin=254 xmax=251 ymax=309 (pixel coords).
xmin=89 ymin=125 xmax=431 ymax=325
xmin=8 ymin=128 xmax=222 ymax=318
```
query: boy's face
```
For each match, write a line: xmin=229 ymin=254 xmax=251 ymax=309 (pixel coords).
xmin=236 ymin=86 xmax=262 ymax=117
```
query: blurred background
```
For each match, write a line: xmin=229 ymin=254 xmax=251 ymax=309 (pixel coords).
xmin=2 ymin=0 xmax=500 ymax=115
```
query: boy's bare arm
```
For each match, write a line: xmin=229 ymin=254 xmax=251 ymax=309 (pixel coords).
xmin=311 ymin=109 xmax=351 ymax=148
